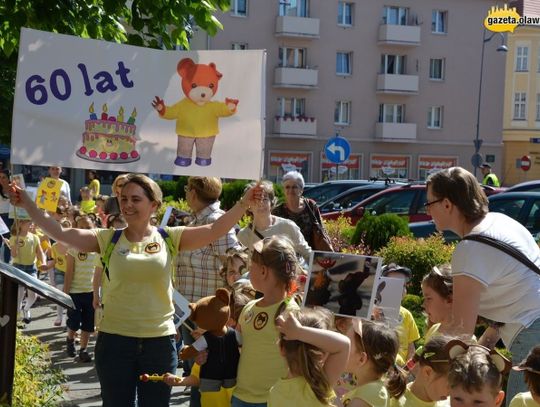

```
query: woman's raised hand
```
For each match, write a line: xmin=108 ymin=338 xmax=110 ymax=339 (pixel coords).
xmin=8 ymin=183 xmax=33 ymax=209
xmin=240 ymin=182 xmax=264 ymax=209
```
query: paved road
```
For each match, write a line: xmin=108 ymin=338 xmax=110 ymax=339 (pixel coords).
xmin=22 ymin=298 xmax=191 ymax=406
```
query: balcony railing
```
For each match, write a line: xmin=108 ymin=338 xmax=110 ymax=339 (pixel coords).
xmin=274 ymin=115 xmax=317 ymax=138
xmin=275 ymin=15 xmax=320 ymax=38
xmin=375 ymin=122 xmax=417 ymax=141
xmin=274 ymin=67 xmax=318 ymax=88
xmin=377 ymin=74 xmax=419 ymax=94
xmin=378 ymin=24 xmax=421 ymax=46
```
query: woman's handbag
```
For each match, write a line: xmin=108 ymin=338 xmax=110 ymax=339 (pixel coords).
xmin=305 ymin=199 xmax=334 ymax=252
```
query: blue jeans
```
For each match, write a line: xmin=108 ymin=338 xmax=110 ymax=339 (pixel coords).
xmin=94 ymin=332 xmax=177 ymax=407
xmin=231 ymin=396 xmax=267 ymax=407
xmin=180 ymin=320 xmax=201 ymax=407
xmin=506 ymin=318 xmax=540 ymax=406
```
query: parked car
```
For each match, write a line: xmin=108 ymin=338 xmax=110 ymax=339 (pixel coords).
xmin=303 ymin=179 xmax=402 ymax=205
xmin=318 ymin=182 xmax=405 ymax=214
xmin=321 ymin=183 xmax=505 ymax=226
xmin=303 ymin=183 xmax=319 ymax=192
xmin=506 ymin=180 xmax=540 ymax=193
xmin=409 ymin=191 xmax=540 ymax=241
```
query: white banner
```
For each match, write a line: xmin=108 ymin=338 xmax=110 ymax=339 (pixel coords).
xmin=12 ymin=28 xmax=266 ymax=180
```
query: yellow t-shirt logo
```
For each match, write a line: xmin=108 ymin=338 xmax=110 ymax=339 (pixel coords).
xmin=253 ymin=312 xmax=269 ymax=330
xmin=78 ymin=253 xmax=88 ymax=261
xmin=144 ymin=242 xmax=161 ymax=254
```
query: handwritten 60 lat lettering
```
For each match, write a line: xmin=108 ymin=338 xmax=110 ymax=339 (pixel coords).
xmin=24 ymin=61 xmax=134 ymax=105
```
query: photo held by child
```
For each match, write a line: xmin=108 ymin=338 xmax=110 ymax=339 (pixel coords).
xmin=509 ymin=345 xmax=540 ymax=407
xmin=268 ymin=307 xmax=351 ymax=407
xmin=447 ymin=340 xmax=512 ymax=407
xmin=341 ymin=318 xmax=407 ymax=407
xmin=64 ymin=214 xmax=101 ymax=362
xmin=231 ymin=236 xmax=302 ymax=407
xmin=10 ymin=219 xmax=46 ymax=324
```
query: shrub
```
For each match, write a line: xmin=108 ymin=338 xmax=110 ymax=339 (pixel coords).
xmin=324 ymin=216 xmax=369 ymax=254
xmin=351 ymin=213 xmax=412 ymax=252
xmin=0 ymin=331 xmax=65 ymax=407
xmin=402 ymin=294 xmax=427 ymax=340
xmin=220 ymin=180 xmax=250 ymax=210
xmin=156 ymin=180 xmax=177 ymax=200
xmin=376 ymin=235 xmax=454 ymax=296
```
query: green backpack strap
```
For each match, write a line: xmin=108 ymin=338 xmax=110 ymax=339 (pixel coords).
xmin=157 ymin=227 xmax=177 ymax=283
xmin=101 ymin=229 xmax=123 ymax=281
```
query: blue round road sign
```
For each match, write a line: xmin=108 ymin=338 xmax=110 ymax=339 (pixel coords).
xmin=325 ymin=137 xmax=351 ymax=164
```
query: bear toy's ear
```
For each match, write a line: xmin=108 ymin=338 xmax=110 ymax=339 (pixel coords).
xmin=209 ymin=63 xmax=223 ymax=80
xmin=215 ymin=288 xmax=230 ymax=306
xmin=188 ymin=303 xmax=197 ymax=321
xmin=177 ymin=58 xmax=196 ymax=78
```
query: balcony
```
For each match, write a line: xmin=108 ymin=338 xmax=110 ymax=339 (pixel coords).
xmin=377 ymin=74 xmax=419 ymax=94
xmin=273 ymin=116 xmax=317 ymax=138
xmin=274 ymin=67 xmax=318 ymax=89
xmin=275 ymin=15 xmax=320 ymax=38
xmin=378 ymin=24 xmax=421 ymax=46
xmin=375 ymin=122 xmax=417 ymax=141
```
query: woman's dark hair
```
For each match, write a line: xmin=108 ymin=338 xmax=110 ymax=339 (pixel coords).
xmin=0 ymin=170 xmax=11 ymax=199
xmin=426 ymin=167 xmax=488 ymax=223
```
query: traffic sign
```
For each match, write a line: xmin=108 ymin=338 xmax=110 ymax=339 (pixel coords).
xmin=325 ymin=137 xmax=351 ymax=164
xmin=471 ymin=153 xmax=483 ymax=168
xmin=521 ymin=155 xmax=531 ymax=171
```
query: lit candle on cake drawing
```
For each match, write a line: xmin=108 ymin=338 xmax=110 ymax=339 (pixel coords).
xmin=89 ymin=102 xmax=97 ymax=120
xmin=127 ymin=108 xmax=137 ymax=124
xmin=101 ymin=103 xmax=108 ymax=120
xmin=118 ymin=107 xmax=125 ymax=123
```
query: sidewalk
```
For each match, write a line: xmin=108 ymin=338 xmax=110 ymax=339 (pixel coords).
xmin=21 ymin=298 xmax=191 ymax=406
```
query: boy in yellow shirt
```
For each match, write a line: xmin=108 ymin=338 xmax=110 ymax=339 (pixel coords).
xmin=510 ymin=346 xmax=540 ymax=407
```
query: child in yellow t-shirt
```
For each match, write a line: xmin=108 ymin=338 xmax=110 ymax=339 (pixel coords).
xmin=341 ymin=319 xmax=407 ymax=407
xmin=79 ymin=186 xmax=96 ymax=215
xmin=510 ymin=345 xmax=540 ymax=407
xmin=421 ymin=265 xmax=453 ymax=343
xmin=64 ymin=214 xmax=101 ymax=363
xmin=390 ymin=336 xmax=452 ymax=407
xmin=10 ymin=219 xmax=46 ymax=324
xmin=268 ymin=308 xmax=350 ymax=407
xmin=40 ymin=218 xmax=71 ymax=327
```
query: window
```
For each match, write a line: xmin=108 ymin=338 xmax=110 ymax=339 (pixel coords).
xmin=514 ymin=92 xmax=527 ymax=120
xmin=338 ymin=2 xmax=353 ymax=26
xmin=279 ymin=0 xmax=308 ymax=17
xmin=427 ymin=106 xmax=443 ymax=128
xmin=536 ymin=94 xmax=540 ymax=121
xmin=334 ymin=101 xmax=351 ymax=125
xmin=379 ymin=104 xmax=404 ymax=123
xmin=429 ymin=58 xmax=445 ymax=80
xmin=231 ymin=42 xmax=248 ymax=50
xmin=432 ymin=10 xmax=447 ymax=33
xmin=516 ymin=46 xmax=529 ymax=71
xmin=336 ymin=52 xmax=352 ymax=75
xmin=382 ymin=6 xmax=408 ymax=25
xmin=278 ymin=47 xmax=306 ymax=68
xmin=277 ymin=97 xmax=305 ymax=117
xmin=231 ymin=0 xmax=247 ymax=16
xmin=381 ymin=54 xmax=406 ymax=74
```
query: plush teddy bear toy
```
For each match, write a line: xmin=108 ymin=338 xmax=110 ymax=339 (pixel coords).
xmin=152 ymin=58 xmax=239 ymax=167
xmin=179 ymin=287 xmax=240 ymax=392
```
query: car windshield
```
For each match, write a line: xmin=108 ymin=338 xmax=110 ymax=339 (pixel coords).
xmin=321 ymin=189 xmax=381 ymax=212
xmin=489 ymin=198 xmax=525 ymax=219
xmin=364 ymin=190 xmax=416 ymax=216
xmin=304 ymin=184 xmax=361 ymax=204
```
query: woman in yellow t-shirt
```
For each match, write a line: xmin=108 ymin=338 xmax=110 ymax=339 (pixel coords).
xmin=10 ymin=219 xmax=46 ymax=324
xmin=9 ymin=173 xmax=261 ymax=407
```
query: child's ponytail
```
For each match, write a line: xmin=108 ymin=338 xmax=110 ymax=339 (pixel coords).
xmin=386 ymin=363 xmax=407 ymax=399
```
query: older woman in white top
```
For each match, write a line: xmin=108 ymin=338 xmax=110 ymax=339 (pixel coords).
xmin=238 ymin=180 xmax=311 ymax=264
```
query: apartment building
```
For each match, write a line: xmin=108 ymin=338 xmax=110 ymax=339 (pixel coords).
xmin=502 ymin=1 xmax=540 ymax=185
xmin=191 ymin=0 xmax=506 ymax=182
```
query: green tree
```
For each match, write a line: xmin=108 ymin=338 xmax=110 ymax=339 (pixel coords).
xmin=0 ymin=0 xmax=231 ymax=144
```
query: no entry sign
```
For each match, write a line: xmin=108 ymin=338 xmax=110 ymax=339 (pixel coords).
xmin=521 ymin=155 xmax=531 ymax=171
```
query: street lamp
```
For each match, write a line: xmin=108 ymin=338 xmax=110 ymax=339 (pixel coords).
xmin=473 ymin=29 xmax=508 ymax=176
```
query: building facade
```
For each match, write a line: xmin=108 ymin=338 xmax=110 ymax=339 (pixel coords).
xmin=502 ymin=1 xmax=540 ymax=185
xmin=194 ymin=0 xmax=506 ymax=183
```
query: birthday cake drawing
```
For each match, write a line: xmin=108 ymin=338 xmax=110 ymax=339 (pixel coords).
xmin=77 ymin=102 xmax=140 ymax=163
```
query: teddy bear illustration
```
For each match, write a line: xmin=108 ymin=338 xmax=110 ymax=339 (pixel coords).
xmin=152 ymin=58 xmax=239 ymax=167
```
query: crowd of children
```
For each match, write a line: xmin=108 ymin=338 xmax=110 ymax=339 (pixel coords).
xmin=5 ymin=171 xmax=540 ymax=407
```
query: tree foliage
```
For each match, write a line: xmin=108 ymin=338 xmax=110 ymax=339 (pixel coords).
xmin=0 ymin=0 xmax=231 ymax=143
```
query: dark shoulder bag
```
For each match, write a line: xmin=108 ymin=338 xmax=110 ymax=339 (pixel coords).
xmin=462 ymin=234 xmax=540 ymax=276
xmin=304 ymin=199 xmax=334 ymax=252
